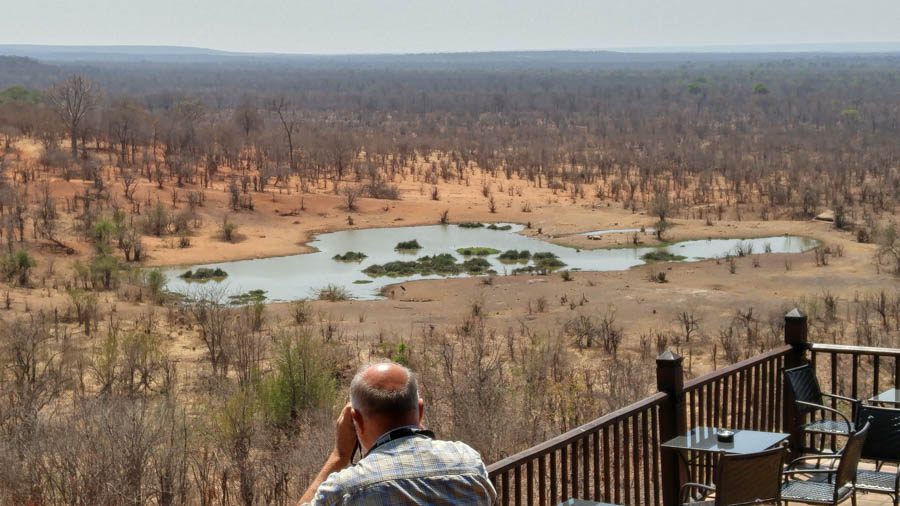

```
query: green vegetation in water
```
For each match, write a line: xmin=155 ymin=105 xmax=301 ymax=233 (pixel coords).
xmin=180 ymin=267 xmax=228 ymax=281
xmin=394 ymin=239 xmax=422 ymax=250
xmin=456 ymin=247 xmax=500 ymax=256
xmin=486 ymin=224 xmax=512 ymax=231
xmin=461 ymin=257 xmax=495 ymax=275
xmin=363 ymin=253 xmax=495 ymax=278
xmin=642 ymin=250 xmax=687 ymax=263
xmin=498 ymin=249 xmax=531 ymax=262
xmin=457 ymin=222 xmax=484 ymax=228
xmin=332 ymin=251 xmax=368 ymax=262
xmin=229 ymin=289 xmax=267 ymax=304
xmin=352 ymin=279 xmax=373 ymax=284
xmin=532 ymin=252 xmax=566 ymax=270
xmin=510 ymin=252 xmax=567 ymax=274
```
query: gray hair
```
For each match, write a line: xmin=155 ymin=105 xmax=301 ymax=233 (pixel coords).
xmin=350 ymin=361 xmax=419 ymax=418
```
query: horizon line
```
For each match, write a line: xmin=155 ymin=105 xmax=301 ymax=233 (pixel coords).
xmin=3 ymin=40 xmax=900 ymax=58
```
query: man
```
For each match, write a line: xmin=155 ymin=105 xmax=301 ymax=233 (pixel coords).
xmin=299 ymin=361 xmax=496 ymax=505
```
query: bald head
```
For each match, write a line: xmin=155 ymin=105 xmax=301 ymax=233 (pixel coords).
xmin=350 ymin=361 xmax=419 ymax=420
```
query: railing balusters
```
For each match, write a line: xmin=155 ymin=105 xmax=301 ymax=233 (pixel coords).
xmin=632 ymin=414 xmax=641 ymax=505
xmin=642 ymin=410 xmax=651 ymax=505
xmin=651 ymin=406 xmax=661 ymax=506
xmin=592 ymin=430 xmax=600 ymax=501
xmin=526 ymin=460 xmax=534 ymax=506
xmin=539 ymin=453 xmax=547 ymax=506
xmin=560 ymin=445 xmax=568 ymax=502
xmin=602 ymin=425 xmax=611 ymax=503
xmin=549 ymin=450 xmax=557 ymax=506
xmin=622 ymin=420 xmax=631 ymax=505
xmin=514 ymin=465 xmax=522 ymax=506
xmin=874 ymin=355 xmax=881 ymax=398
xmin=569 ymin=440 xmax=578 ymax=500
xmin=613 ymin=422 xmax=621 ymax=505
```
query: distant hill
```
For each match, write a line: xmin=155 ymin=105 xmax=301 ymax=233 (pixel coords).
xmin=0 ymin=44 xmax=246 ymax=63
xmin=2 ymin=43 xmax=900 ymax=65
xmin=0 ymin=56 xmax=60 ymax=89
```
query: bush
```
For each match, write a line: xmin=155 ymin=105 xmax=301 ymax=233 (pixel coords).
xmin=316 ymin=284 xmax=350 ymax=301
xmin=363 ymin=181 xmax=400 ymax=200
xmin=145 ymin=268 xmax=166 ymax=303
xmin=332 ymin=251 xmax=367 ymax=262
xmin=462 ymin=257 xmax=493 ymax=274
xmin=499 ymin=249 xmax=531 ymax=261
xmin=1 ymin=251 xmax=36 ymax=286
xmin=292 ymin=299 xmax=311 ymax=324
xmin=456 ymin=247 xmax=500 ymax=256
xmin=220 ymin=217 xmax=237 ymax=242
xmin=533 ymin=252 xmax=566 ymax=270
xmin=641 ymin=250 xmax=686 ymax=263
xmin=179 ymin=267 xmax=228 ymax=281
xmin=258 ymin=331 xmax=337 ymax=426
xmin=395 ymin=239 xmax=422 ymax=250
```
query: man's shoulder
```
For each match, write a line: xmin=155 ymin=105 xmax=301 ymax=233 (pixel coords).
xmin=311 ymin=437 xmax=494 ymax=504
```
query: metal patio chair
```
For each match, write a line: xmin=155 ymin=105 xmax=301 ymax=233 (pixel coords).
xmin=853 ymin=405 xmax=900 ymax=506
xmin=784 ymin=364 xmax=859 ymax=454
xmin=780 ymin=420 xmax=871 ymax=506
xmin=682 ymin=446 xmax=787 ymax=506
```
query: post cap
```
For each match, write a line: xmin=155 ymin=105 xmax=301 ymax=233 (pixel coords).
xmin=656 ymin=350 xmax=684 ymax=365
xmin=785 ymin=308 xmax=806 ymax=319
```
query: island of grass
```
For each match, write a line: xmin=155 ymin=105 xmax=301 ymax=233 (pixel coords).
xmin=456 ymin=247 xmax=500 ymax=256
xmin=533 ymin=252 xmax=566 ymax=270
xmin=180 ymin=267 xmax=228 ymax=281
xmin=352 ymin=279 xmax=373 ymax=284
xmin=332 ymin=251 xmax=368 ymax=262
xmin=642 ymin=250 xmax=687 ymax=263
xmin=228 ymin=289 xmax=267 ymax=304
xmin=498 ymin=249 xmax=531 ymax=262
xmin=395 ymin=239 xmax=422 ymax=250
xmin=486 ymin=223 xmax=512 ymax=231
xmin=363 ymin=254 xmax=496 ymax=277
xmin=509 ymin=252 xmax=567 ymax=274
xmin=457 ymin=222 xmax=484 ymax=229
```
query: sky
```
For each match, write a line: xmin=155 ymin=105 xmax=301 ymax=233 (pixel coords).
xmin=3 ymin=0 xmax=900 ymax=54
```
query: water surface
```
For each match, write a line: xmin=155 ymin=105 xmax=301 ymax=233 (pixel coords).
xmin=163 ymin=224 xmax=816 ymax=301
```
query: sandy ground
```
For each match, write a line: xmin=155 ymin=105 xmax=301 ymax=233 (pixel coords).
xmin=4 ymin=139 xmax=896 ymax=382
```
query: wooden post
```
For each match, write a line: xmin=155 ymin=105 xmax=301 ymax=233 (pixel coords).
xmin=783 ymin=308 xmax=809 ymax=459
xmin=657 ymin=350 xmax=686 ymax=506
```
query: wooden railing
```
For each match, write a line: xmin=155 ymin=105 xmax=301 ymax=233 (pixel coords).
xmin=486 ymin=310 xmax=898 ymax=505
xmin=487 ymin=392 xmax=668 ymax=506
xmin=680 ymin=345 xmax=792 ymax=488
xmin=810 ymin=343 xmax=900 ymax=403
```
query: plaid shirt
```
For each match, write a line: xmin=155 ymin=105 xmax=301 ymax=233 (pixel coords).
xmin=305 ymin=427 xmax=496 ymax=505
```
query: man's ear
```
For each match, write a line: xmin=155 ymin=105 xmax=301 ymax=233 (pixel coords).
xmin=351 ymin=407 xmax=364 ymax=433
xmin=417 ymin=398 xmax=425 ymax=426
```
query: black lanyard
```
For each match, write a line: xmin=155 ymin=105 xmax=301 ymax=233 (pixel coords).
xmin=365 ymin=427 xmax=435 ymax=457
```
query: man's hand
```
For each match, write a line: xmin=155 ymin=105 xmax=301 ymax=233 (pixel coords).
xmin=332 ymin=402 xmax=357 ymax=465
xmin=299 ymin=403 xmax=358 ymax=504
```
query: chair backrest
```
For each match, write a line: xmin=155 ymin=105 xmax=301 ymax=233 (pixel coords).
xmin=833 ymin=421 xmax=871 ymax=498
xmin=855 ymin=405 xmax=900 ymax=463
xmin=784 ymin=364 xmax=824 ymax=416
xmin=713 ymin=446 xmax=786 ymax=506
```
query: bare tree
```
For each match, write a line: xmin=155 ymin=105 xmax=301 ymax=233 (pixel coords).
xmin=45 ymin=75 xmax=100 ymax=159
xmin=268 ymin=97 xmax=298 ymax=171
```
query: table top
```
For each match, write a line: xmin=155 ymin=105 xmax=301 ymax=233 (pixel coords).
xmin=869 ymin=388 xmax=900 ymax=405
xmin=556 ymin=500 xmax=621 ymax=506
xmin=661 ymin=426 xmax=789 ymax=454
